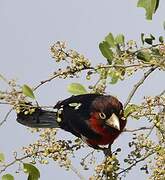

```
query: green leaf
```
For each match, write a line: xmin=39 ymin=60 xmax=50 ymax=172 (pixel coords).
xmin=152 ymin=48 xmax=160 ymax=55
xmin=106 ymin=58 xmax=113 ymax=65
xmin=124 ymin=104 xmax=139 ymax=118
xmin=99 ymin=41 xmax=114 ymax=63
xmin=22 ymin=84 xmax=35 ymax=99
xmin=115 ymin=34 xmax=125 ymax=45
xmin=115 ymin=44 xmax=122 ymax=55
xmin=137 ymin=0 xmax=159 ymax=20
xmin=137 ymin=51 xmax=151 ymax=61
xmin=0 ymin=152 xmax=5 ymax=163
xmin=105 ymin=33 xmax=115 ymax=47
xmin=159 ymin=36 xmax=164 ymax=43
xmin=110 ymin=75 xmax=119 ymax=84
xmin=141 ymin=33 xmax=145 ymax=44
xmin=23 ymin=163 xmax=40 ymax=180
xmin=67 ymin=83 xmax=87 ymax=95
xmin=154 ymin=0 xmax=160 ymax=12
xmin=109 ymin=71 xmax=119 ymax=84
xmin=2 ymin=174 xmax=14 ymax=180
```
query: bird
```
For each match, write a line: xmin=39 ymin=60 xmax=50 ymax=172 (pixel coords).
xmin=17 ymin=94 xmax=126 ymax=149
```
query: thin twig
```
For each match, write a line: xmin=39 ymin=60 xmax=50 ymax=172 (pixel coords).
xmin=81 ymin=150 xmax=95 ymax=165
xmin=124 ymin=67 xmax=157 ymax=109
xmin=33 ymin=66 xmax=94 ymax=91
xmin=118 ymin=151 xmax=156 ymax=176
xmin=146 ymin=125 xmax=155 ymax=138
xmin=99 ymin=64 xmax=151 ymax=69
xmin=0 ymin=102 xmax=10 ymax=105
xmin=159 ymin=89 xmax=165 ymax=96
xmin=0 ymin=108 xmax=13 ymax=127
xmin=33 ymin=63 xmax=152 ymax=91
xmin=0 ymin=151 xmax=86 ymax=180
xmin=0 ymin=149 xmax=85 ymax=180
xmin=124 ymin=126 xmax=153 ymax=132
xmin=0 ymin=154 xmax=31 ymax=174
xmin=0 ymin=150 xmax=45 ymax=174
xmin=70 ymin=164 xmax=85 ymax=180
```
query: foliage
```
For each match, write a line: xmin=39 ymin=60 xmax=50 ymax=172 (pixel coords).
xmin=67 ymin=83 xmax=87 ymax=95
xmin=0 ymin=153 xmax=5 ymax=163
xmin=2 ymin=174 xmax=14 ymax=180
xmin=137 ymin=0 xmax=160 ymax=20
xmin=22 ymin=85 xmax=36 ymax=100
xmin=23 ymin=163 xmax=40 ymax=180
xmin=0 ymin=30 xmax=164 ymax=179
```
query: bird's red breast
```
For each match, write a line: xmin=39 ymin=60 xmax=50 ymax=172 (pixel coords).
xmin=86 ymin=112 xmax=124 ymax=146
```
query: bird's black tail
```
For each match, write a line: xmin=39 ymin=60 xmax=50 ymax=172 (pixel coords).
xmin=17 ymin=108 xmax=60 ymax=128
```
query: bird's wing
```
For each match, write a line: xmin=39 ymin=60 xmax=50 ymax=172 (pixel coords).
xmin=55 ymin=94 xmax=102 ymax=140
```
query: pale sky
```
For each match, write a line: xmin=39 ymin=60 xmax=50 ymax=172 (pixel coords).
xmin=0 ymin=0 xmax=165 ymax=179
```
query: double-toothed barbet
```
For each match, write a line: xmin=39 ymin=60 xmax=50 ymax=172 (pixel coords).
xmin=17 ymin=94 xmax=126 ymax=149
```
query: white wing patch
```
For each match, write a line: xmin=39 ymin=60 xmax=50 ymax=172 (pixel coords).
xmin=54 ymin=106 xmax=64 ymax=123
xmin=69 ymin=102 xmax=82 ymax=110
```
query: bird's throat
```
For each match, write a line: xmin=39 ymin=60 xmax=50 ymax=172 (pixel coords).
xmin=89 ymin=113 xmax=107 ymax=135
xmin=88 ymin=113 xmax=121 ymax=145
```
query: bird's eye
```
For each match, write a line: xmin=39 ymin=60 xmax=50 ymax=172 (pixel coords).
xmin=99 ymin=112 xmax=106 ymax=119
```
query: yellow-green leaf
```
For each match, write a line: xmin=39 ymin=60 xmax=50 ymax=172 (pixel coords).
xmin=108 ymin=71 xmax=120 ymax=84
xmin=115 ymin=34 xmax=125 ymax=45
xmin=137 ymin=51 xmax=151 ymax=61
xmin=110 ymin=74 xmax=119 ymax=84
xmin=2 ymin=174 xmax=14 ymax=180
xmin=124 ymin=104 xmax=139 ymax=118
xmin=159 ymin=36 xmax=164 ymax=43
xmin=23 ymin=163 xmax=40 ymax=180
xmin=141 ymin=33 xmax=145 ymax=44
xmin=0 ymin=152 xmax=5 ymax=163
xmin=137 ymin=0 xmax=159 ymax=20
xmin=22 ymin=84 xmax=35 ymax=99
xmin=99 ymin=41 xmax=113 ymax=63
xmin=67 ymin=83 xmax=87 ymax=95
xmin=105 ymin=33 xmax=115 ymax=47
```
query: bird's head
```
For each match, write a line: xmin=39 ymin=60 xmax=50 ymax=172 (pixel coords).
xmin=90 ymin=95 xmax=126 ymax=132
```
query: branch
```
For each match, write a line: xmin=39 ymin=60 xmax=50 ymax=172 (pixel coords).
xmin=33 ymin=66 xmax=94 ymax=91
xmin=160 ymin=89 xmax=165 ymax=96
xmin=124 ymin=66 xmax=157 ymax=108
xmin=118 ymin=151 xmax=156 ymax=176
xmin=99 ymin=64 xmax=152 ymax=69
xmin=0 ymin=108 xmax=13 ymax=127
xmin=33 ymin=63 xmax=153 ymax=91
xmin=0 ymin=102 xmax=10 ymax=105
xmin=70 ymin=164 xmax=86 ymax=180
xmin=146 ymin=125 xmax=155 ymax=138
xmin=0 ymin=149 xmax=85 ymax=180
xmin=123 ymin=126 xmax=153 ymax=132
xmin=81 ymin=150 xmax=95 ymax=166
xmin=0 ymin=154 xmax=31 ymax=174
